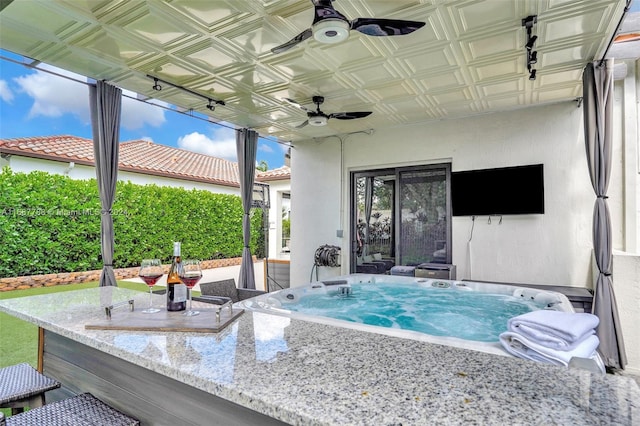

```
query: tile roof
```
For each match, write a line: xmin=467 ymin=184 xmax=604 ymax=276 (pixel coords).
xmin=0 ymin=135 xmax=243 ymax=187
xmin=257 ymin=166 xmax=290 ymax=181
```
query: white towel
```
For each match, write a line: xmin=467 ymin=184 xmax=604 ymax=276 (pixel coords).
xmin=499 ymin=331 xmax=600 ymax=367
xmin=508 ymin=310 xmax=599 ymax=350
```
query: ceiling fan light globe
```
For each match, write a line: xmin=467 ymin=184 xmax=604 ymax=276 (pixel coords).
xmin=308 ymin=116 xmax=328 ymax=126
xmin=313 ymin=19 xmax=350 ymax=44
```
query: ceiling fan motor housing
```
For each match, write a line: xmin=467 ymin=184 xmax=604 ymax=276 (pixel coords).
xmin=313 ymin=19 xmax=350 ymax=43
xmin=308 ymin=115 xmax=328 ymax=126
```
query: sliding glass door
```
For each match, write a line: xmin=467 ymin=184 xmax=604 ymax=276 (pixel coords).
xmin=351 ymin=164 xmax=451 ymax=272
xmin=397 ymin=166 xmax=450 ymax=266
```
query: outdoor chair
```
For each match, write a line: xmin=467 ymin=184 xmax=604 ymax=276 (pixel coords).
xmin=356 ymin=255 xmax=392 ymax=274
xmin=197 ymin=279 xmax=266 ymax=303
xmin=3 ymin=393 xmax=139 ymax=425
xmin=370 ymin=253 xmax=395 ymax=271
xmin=0 ymin=363 xmax=60 ymax=415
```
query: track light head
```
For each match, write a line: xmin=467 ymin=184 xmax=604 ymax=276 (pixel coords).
xmin=152 ymin=78 xmax=162 ymax=91
xmin=522 ymin=15 xmax=537 ymax=28
xmin=529 ymin=51 xmax=538 ymax=64
xmin=206 ymin=99 xmax=215 ymax=111
xmin=526 ymin=35 xmax=537 ymax=50
xmin=529 ymin=69 xmax=537 ymax=81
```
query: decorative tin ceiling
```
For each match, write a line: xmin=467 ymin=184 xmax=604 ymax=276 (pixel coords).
xmin=0 ymin=0 xmax=626 ymax=143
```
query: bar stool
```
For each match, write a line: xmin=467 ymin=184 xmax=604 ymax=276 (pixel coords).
xmin=5 ymin=393 xmax=139 ymax=425
xmin=0 ymin=363 xmax=61 ymax=415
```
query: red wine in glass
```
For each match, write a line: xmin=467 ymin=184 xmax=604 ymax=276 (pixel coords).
xmin=179 ymin=259 xmax=203 ymax=316
xmin=141 ymin=274 xmax=162 ymax=286
xmin=180 ymin=276 xmax=201 ymax=288
xmin=139 ymin=259 xmax=163 ymax=314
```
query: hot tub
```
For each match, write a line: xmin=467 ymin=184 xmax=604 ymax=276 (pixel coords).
xmin=241 ymin=274 xmax=574 ymax=356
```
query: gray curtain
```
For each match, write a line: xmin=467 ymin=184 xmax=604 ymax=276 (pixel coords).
xmin=583 ymin=60 xmax=627 ymax=370
xmin=90 ymin=80 xmax=122 ymax=287
xmin=363 ymin=177 xmax=374 ymax=256
xmin=236 ymin=128 xmax=258 ymax=289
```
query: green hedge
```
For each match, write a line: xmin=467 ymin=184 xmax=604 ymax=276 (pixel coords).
xmin=0 ymin=168 xmax=263 ymax=278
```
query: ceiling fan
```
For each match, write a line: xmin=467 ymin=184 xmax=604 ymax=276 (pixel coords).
xmin=285 ymin=96 xmax=372 ymax=128
xmin=271 ymin=0 xmax=426 ymax=54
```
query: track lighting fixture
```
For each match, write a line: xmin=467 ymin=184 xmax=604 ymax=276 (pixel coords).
xmin=522 ymin=15 xmax=537 ymax=29
xmin=147 ymin=75 xmax=225 ymax=113
xmin=525 ymin=35 xmax=537 ymax=50
xmin=522 ymin=15 xmax=538 ymax=81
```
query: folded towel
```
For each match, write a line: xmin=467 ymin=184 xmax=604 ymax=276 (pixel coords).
xmin=508 ymin=310 xmax=599 ymax=350
xmin=499 ymin=331 xmax=600 ymax=367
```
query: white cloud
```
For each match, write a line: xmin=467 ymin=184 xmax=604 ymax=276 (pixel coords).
xmin=13 ymin=65 xmax=166 ymax=129
xmin=0 ymin=80 xmax=14 ymax=103
xmin=177 ymin=127 xmax=237 ymax=161
xmin=120 ymin=90 xmax=166 ymax=130
xmin=14 ymin=68 xmax=90 ymax=121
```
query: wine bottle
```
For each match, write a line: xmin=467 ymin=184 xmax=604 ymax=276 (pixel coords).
xmin=166 ymin=242 xmax=187 ymax=311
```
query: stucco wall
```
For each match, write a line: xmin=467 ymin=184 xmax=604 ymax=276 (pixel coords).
xmin=613 ymin=252 xmax=640 ymax=375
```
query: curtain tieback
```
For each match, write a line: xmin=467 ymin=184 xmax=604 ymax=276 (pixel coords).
xmin=101 ymin=209 xmax=112 ymax=214
xmin=596 ymin=195 xmax=609 ymax=199
xmin=603 ymin=272 xmax=612 ymax=276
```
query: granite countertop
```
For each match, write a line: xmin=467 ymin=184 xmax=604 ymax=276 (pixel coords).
xmin=1 ymin=287 xmax=638 ymax=425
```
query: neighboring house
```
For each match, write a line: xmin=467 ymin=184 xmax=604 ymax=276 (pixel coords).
xmin=0 ymin=135 xmax=291 ymax=258
xmin=258 ymin=164 xmax=292 ymax=261
xmin=0 ymin=135 xmax=241 ymax=194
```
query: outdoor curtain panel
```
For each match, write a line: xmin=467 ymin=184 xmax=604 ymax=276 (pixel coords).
xmin=236 ymin=128 xmax=258 ymax=289
xmin=90 ymin=80 xmax=122 ymax=287
xmin=583 ymin=59 xmax=627 ymax=370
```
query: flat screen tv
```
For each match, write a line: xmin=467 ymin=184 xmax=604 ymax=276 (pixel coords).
xmin=451 ymin=164 xmax=544 ymax=216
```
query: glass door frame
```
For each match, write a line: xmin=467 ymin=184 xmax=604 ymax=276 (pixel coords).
xmin=395 ymin=163 xmax=452 ymax=266
xmin=349 ymin=163 xmax=452 ymax=273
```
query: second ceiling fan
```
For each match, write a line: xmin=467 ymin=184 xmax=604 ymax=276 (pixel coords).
xmin=285 ymin=96 xmax=372 ymax=128
xmin=272 ymin=0 xmax=426 ymax=54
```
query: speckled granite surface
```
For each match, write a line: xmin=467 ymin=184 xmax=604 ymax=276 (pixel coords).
xmin=1 ymin=287 xmax=638 ymax=425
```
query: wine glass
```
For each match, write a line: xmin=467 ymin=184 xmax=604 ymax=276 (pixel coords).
xmin=139 ymin=259 xmax=163 ymax=314
xmin=179 ymin=259 xmax=203 ymax=316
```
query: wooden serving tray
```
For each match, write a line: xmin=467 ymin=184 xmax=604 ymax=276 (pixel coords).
xmin=85 ymin=307 xmax=244 ymax=333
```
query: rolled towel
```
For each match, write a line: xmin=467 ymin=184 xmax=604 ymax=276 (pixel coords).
xmin=499 ymin=331 xmax=600 ymax=367
xmin=508 ymin=310 xmax=599 ymax=350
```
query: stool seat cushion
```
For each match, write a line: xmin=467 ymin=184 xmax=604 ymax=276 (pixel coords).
xmin=0 ymin=363 xmax=60 ymax=405
xmin=6 ymin=393 xmax=139 ymax=426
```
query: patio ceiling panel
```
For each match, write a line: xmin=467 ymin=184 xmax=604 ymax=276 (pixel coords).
xmin=0 ymin=0 xmax=626 ymax=143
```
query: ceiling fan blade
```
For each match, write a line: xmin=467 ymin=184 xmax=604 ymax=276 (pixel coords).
xmin=350 ymin=18 xmax=425 ymax=36
xmin=283 ymin=97 xmax=312 ymax=112
xmin=329 ymin=111 xmax=372 ymax=120
xmin=271 ymin=28 xmax=313 ymax=54
xmin=296 ymin=120 xmax=310 ymax=128
xmin=311 ymin=0 xmax=348 ymax=24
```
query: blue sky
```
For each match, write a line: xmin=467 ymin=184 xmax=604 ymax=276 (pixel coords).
xmin=0 ymin=50 xmax=288 ymax=169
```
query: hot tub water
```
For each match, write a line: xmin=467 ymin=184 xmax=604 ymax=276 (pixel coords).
xmin=241 ymin=275 xmax=573 ymax=355
xmin=282 ymin=282 xmax=544 ymax=342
